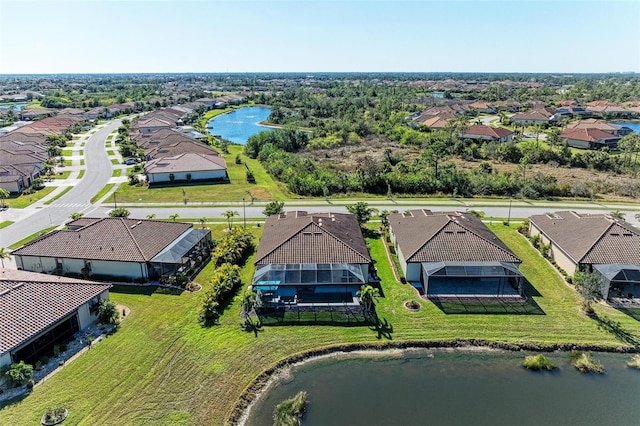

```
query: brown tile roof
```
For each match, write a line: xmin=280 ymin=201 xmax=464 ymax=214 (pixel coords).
xmin=560 ymin=128 xmax=620 ymax=142
xmin=0 ymin=269 xmax=110 ymax=354
xmin=511 ymin=108 xmax=553 ymax=121
xmin=566 ymin=119 xmax=618 ymax=132
xmin=255 ymin=211 xmax=371 ymax=265
xmin=13 ymin=218 xmax=192 ymax=262
xmin=464 ymin=125 xmax=513 ymax=139
xmin=136 ymin=129 xmax=217 ymax=159
xmin=145 ymin=152 xmax=227 ymax=174
xmin=529 ymin=211 xmax=640 ymax=264
xmin=417 ymin=114 xmax=454 ymax=129
xmin=389 ymin=210 xmax=520 ymax=263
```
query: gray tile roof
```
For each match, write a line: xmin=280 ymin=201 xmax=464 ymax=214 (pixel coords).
xmin=530 ymin=211 xmax=640 ymax=264
xmin=145 ymin=152 xmax=227 ymax=174
xmin=390 ymin=210 xmax=520 ymax=263
xmin=13 ymin=218 xmax=192 ymax=262
xmin=255 ymin=211 xmax=371 ymax=265
xmin=0 ymin=269 xmax=110 ymax=354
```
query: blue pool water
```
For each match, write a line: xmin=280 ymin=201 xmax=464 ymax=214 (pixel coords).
xmin=0 ymin=103 xmax=29 ymax=111
xmin=609 ymin=122 xmax=640 ymax=133
xmin=206 ymin=106 xmax=273 ymax=145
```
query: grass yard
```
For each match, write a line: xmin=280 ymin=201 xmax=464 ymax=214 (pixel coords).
xmin=44 ymin=187 xmax=73 ymax=205
xmin=113 ymin=145 xmax=290 ymax=203
xmin=1 ymin=224 xmax=639 ymax=425
xmin=0 ymin=220 xmax=14 ymax=229
xmin=80 ymin=159 xmax=85 ymax=166
xmin=77 ymin=169 xmax=85 ymax=179
xmin=51 ymin=171 xmax=71 ymax=180
xmin=110 ymin=158 xmax=119 ymax=165
xmin=90 ymin=183 xmax=115 ymax=204
xmin=112 ymin=168 xmax=122 ymax=177
xmin=61 ymin=149 xmax=73 ymax=157
xmin=2 ymin=187 xmax=56 ymax=208
xmin=8 ymin=226 xmax=57 ymax=250
xmin=107 ymin=150 xmax=115 ymax=156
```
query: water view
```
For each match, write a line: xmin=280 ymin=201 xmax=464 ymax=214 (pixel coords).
xmin=246 ymin=349 xmax=640 ymax=426
xmin=206 ymin=106 xmax=273 ymax=145
xmin=610 ymin=122 xmax=640 ymax=134
xmin=0 ymin=103 xmax=28 ymax=111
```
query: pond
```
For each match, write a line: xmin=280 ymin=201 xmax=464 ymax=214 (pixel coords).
xmin=245 ymin=349 xmax=640 ymax=426
xmin=206 ymin=106 xmax=273 ymax=145
xmin=609 ymin=122 xmax=640 ymax=134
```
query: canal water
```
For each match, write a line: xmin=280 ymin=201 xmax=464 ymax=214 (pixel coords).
xmin=206 ymin=106 xmax=273 ymax=145
xmin=245 ymin=349 xmax=640 ymax=426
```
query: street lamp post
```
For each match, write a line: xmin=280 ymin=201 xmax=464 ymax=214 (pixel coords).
xmin=507 ymin=196 xmax=512 ymax=226
xmin=242 ymin=197 xmax=246 ymax=229
xmin=113 ymin=192 xmax=117 ymax=209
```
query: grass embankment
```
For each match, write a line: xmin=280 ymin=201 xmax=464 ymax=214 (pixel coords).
xmin=113 ymin=145 xmax=289 ymax=203
xmin=2 ymin=187 xmax=56 ymax=208
xmin=44 ymin=187 xmax=73 ymax=205
xmin=0 ymin=220 xmax=14 ymax=229
xmin=90 ymin=183 xmax=115 ymax=204
xmin=1 ymin=224 xmax=639 ymax=425
xmin=8 ymin=226 xmax=57 ymax=250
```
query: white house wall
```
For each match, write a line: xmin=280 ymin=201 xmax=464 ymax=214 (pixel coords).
xmin=530 ymin=222 xmax=578 ymax=275
xmin=77 ymin=290 xmax=110 ymax=329
xmin=16 ymin=255 xmax=148 ymax=280
xmin=89 ymin=260 xmax=147 ymax=280
xmin=16 ymin=255 xmax=56 ymax=273
xmin=148 ymin=169 xmax=226 ymax=184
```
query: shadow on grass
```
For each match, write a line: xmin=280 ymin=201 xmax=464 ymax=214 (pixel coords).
xmin=618 ymin=308 xmax=640 ymax=322
xmin=431 ymin=296 xmax=545 ymax=315
xmin=593 ymin=312 xmax=640 ymax=346
xmin=0 ymin=391 xmax=29 ymax=410
xmin=369 ymin=316 xmax=394 ymax=340
xmin=241 ymin=319 xmax=264 ymax=338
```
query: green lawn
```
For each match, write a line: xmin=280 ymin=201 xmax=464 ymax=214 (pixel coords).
xmin=90 ymin=183 xmax=115 ymax=204
xmin=107 ymin=150 xmax=115 ymax=156
xmin=114 ymin=145 xmax=289 ymax=203
xmin=0 ymin=220 xmax=14 ymax=229
xmin=51 ymin=171 xmax=71 ymax=180
xmin=1 ymin=224 xmax=639 ymax=425
xmin=61 ymin=149 xmax=73 ymax=157
xmin=2 ymin=187 xmax=56 ymax=208
xmin=110 ymin=158 xmax=119 ymax=165
xmin=8 ymin=226 xmax=57 ymax=250
xmin=112 ymin=168 xmax=122 ymax=177
xmin=44 ymin=187 xmax=73 ymax=205
xmin=80 ymin=159 xmax=85 ymax=166
xmin=77 ymin=169 xmax=85 ymax=179
xmin=63 ymin=160 xmax=72 ymax=167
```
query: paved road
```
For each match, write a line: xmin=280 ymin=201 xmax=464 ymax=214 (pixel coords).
xmin=0 ymin=121 xmax=120 ymax=247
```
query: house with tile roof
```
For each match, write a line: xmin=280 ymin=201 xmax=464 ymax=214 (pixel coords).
xmin=12 ymin=218 xmax=212 ymax=282
xmin=135 ymin=129 xmax=217 ymax=160
xmin=566 ymin=119 xmax=632 ymax=137
xmin=252 ymin=211 xmax=373 ymax=306
xmin=510 ymin=108 xmax=554 ymax=125
xmin=145 ymin=152 xmax=228 ymax=184
xmin=560 ymin=128 xmax=621 ymax=149
xmin=529 ymin=211 xmax=640 ymax=299
xmin=460 ymin=125 xmax=513 ymax=143
xmin=415 ymin=113 xmax=454 ymax=130
xmin=389 ymin=210 xmax=523 ymax=299
xmin=0 ymin=269 xmax=110 ymax=367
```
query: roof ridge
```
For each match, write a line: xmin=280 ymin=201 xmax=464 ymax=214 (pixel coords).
xmin=120 ymin=218 xmax=148 ymax=260
xmin=578 ymin=221 xmax=629 ymax=263
xmin=254 ymin=220 xmax=314 ymax=264
xmin=406 ymin=215 xmax=449 ymax=259
xmin=451 ymin=220 xmax=520 ymax=262
xmin=313 ymin=221 xmax=371 ymax=263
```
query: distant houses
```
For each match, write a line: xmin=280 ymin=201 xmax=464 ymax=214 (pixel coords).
xmin=560 ymin=128 xmax=621 ymax=149
xmin=510 ymin=108 xmax=554 ymax=125
xmin=0 ymin=269 xmax=111 ymax=367
xmin=389 ymin=210 xmax=524 ymax=299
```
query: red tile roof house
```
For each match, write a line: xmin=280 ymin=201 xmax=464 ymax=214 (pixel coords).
xmin=0 ymin=269 xmax=110 ymax=367
xmin=389 ymin=210 xmax=524 ymax=300
xmin=145 ymin=152 xmax=228 ymax=185
xmin=252 ymin=211 xmax=374 ymax=307
xmin=12 ymin=218 xmax=212 ymax=282
xmin=559 ymin=128 xmax=621 ymax=150
xmin=460 ymin=125 xmax=513 ymax=143
xmin=529 ymin=211 xmax=640 ymax=299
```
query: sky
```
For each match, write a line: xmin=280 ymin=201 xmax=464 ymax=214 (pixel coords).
xmin=0 ymin=0 xmax=638 ymax=74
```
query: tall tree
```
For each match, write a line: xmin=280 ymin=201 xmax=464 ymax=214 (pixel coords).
xmin=346 ymin=202 xmax=375 ymax=226
xmin=0 ymin=188 xmax=8 ymax=209
xmin=574 ymin=271 xmax=604 ymax=314
xmin=262 ymin=200 xmax=285 ymax=217
xmin=222 ymin=210 xmax=239 ymax=230
xmin=357 ymin=285 xmax=380 ymax=316
xmin=0 ymin=247 xmax=10 ymax=268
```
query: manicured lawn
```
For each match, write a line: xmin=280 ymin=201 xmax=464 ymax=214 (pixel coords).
xmin=1 ymin=224 xmax=639 ymax=425
xmin=8 ymin=226 xmax=57 ymax=249
xmin=2 ymin=187 xmax=56 ymax=208
xmin=51 ymin=171 xmax=71 ymax=180
xmin=90 ymin=183 xmax=115 ymax=204
xmin=112 ymin=168 xmax=122 ymax=177
xmin=107 ymin=150 xmax=115 ymax=156
xmin=114 ymin=145 xmax=290 ymax=203
xmin=0 ymin=220 xmax=14 ymax=229
xmin=61 ymin=149 xmax=73 ymax=157
xmin=110 ymin=158 xmax=119 ymax=165
xmin=63 ymin=160 xmax=72 ymax=167
xmin=77 ymin=169 xmax=85 ymax=179
xmin=44 ymin=187 xmax=73 ymax=205
xmin=80 ymin=159 xmax=85 ymax=166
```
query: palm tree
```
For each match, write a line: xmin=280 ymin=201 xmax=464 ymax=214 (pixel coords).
xmin=357 ymin=285 xmax=380 ymax=316
xmin=69 ymin=212 xmax=84 ymax=220
xmin=0 ymin=247 xmax=10 ymax=268
xmin=146 ymin=213 xmax=156 ymax=220
xmin=169 ymin=213 xmax=179 ymax=222
xmin=222 ymin=210 xmax=239 ymax=230
xmin=199 ymin=217 xmax=207 ymax=228
xmin=238 ymin=289 xmax=257 ymax=323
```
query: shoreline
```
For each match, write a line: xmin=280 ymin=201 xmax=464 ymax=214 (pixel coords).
xmin=230 ymin=339 xmax=637 ymax=425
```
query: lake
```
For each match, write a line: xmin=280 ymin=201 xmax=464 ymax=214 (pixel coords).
xmin=245 ymin=349 xmax=640 ymax=426
xmin=610 ymin=122 xmax=640 ymax=133
xmin=206 ymin=106 xmax=273 ymax=145
xmin=0 ymin=103 xmax=29 ymax=111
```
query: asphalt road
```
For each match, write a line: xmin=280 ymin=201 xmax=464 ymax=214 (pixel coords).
xmin=0 ymin=120 xmax=121 ymax=247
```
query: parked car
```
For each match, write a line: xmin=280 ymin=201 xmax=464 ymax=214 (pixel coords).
xmin=122 ymin=158 xmax=136 ymax=165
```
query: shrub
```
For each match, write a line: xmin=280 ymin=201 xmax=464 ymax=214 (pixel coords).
xmin=529 ymin=234 xmax=541 ymax=249
xmin=569 ymin=351 xmax=604 ymax=373
xmin=42 ymin=406 xmax=67 ymax=425
xmin=522 ymin=354 xmax=556 ymax=371
xmin=199 ymin=263 xmax=242 ymax=321
xmin=109 ymin=207 xmax=130 ymax=218
xmin=212 ymin=228 xmax=255 ymax=267
xmin=4 ymin=361 xmax=34 ymax=387
xmin=97 ymin=300 xmax=120 ymax=324
xmin=517 ymin=219 xmax=530 ymax=235
xmin=39 ymin=355 xmax=50 ymax=365
xmin=274 ymin=391 xmax=307 ymax=426
xmin=235 ymin=154 xmax=242 ymax=165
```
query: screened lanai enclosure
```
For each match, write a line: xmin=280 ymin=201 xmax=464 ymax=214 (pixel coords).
xmin=252 ymin=263 xmax=368 ymax=306
xmin=149 ymin=228 xmax=212 ymax=280
xmin=593 ymin=264 xmax=640 ymax=299
xmin=421 ymin=261 xmax=524 ymax=298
